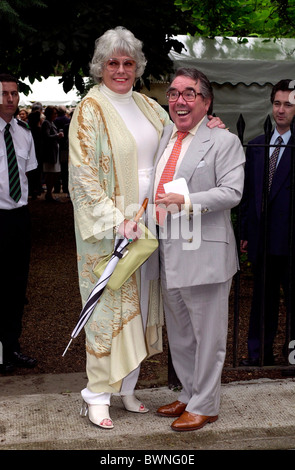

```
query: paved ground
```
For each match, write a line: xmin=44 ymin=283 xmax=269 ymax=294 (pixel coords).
xmin=0 ymin=372 xmax=294 ymax=453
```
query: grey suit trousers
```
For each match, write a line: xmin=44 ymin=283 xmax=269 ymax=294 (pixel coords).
xmin=160 ymin=241 xmax=232 ymax=416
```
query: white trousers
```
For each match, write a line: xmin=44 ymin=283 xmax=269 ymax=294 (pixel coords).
xmin=81 ymin=262 xmax=149 ymax=404
xmin=82 ymin=168 xmax=152 ymax=405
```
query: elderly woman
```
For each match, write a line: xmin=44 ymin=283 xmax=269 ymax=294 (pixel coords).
xmin=69 ymin=26 xmax=222 ymax=429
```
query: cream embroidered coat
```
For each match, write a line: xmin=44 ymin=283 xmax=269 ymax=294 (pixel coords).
xmin=68 ymin=85 xmax=170 ymax=392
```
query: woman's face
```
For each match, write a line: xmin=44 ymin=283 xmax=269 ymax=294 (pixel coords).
xmin=49 ymin=108 xmax=58 ymax=121
xmin=102 ymin=54 xmax=136 ymax=94
xmin=19 ymin=109 xmax=28 ymax=121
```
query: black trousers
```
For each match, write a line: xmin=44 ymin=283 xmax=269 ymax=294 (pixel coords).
xmin=247 ymin=254 xmax=293 ymax=362
xmin=0 ymin=206 xmax=31 ymax=361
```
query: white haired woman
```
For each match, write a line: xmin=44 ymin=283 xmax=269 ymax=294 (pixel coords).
xmin=69 ymin=26 xmax=223 ymax=429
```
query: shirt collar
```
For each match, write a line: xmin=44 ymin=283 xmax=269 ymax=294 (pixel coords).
xmin=272 ymin=128 xmax=291 ymax=145
xmin=171 ymin=116 xmax=206 ymax=139
xmin=0 ymin=116 xmax=16 ymax=133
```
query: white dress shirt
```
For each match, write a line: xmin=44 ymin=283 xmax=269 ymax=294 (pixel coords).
xmin=270 ymin=128 xmax=291 ymax=167
xmin=0 ymin=117 xmax=37 ymax=209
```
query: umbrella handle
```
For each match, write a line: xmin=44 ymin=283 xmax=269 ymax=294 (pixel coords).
xmin=134 ymin=198 xmax=148 ymax=223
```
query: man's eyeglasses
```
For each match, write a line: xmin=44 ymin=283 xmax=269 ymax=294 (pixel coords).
xmin=166 ymin=89 xmax=203 ymax=102
xmin=105 ymin=58 xmax=136 ymax=72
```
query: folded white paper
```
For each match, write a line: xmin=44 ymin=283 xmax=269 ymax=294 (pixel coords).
xmin=163 ymin=177 xmax=189 ymax=196
xmin=163 ymin=177 xmax=189 ymax=218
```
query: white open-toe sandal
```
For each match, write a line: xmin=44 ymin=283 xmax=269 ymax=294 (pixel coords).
xmin=80 ymin=401 xmax=114 ymax=429
xmin=121 ymin=394 xmax=149 ymax=413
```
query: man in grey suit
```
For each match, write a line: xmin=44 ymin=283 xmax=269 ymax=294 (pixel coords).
xmin=149 ymin=68 xmax=245 ymax=431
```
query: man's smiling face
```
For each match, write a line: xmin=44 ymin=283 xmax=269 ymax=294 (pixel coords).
xmin=168 ymin=76 xmax=211 ymax=132
xmin=272 ymin=90 xmax=295 ymax=133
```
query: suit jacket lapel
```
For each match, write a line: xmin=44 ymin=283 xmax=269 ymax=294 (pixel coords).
xmin=152 ymin=118 xmax=213 ymax=195
xmin=269 ymin=140 xmax=292 ymax=200
xmin=253 ymin=144 xmax=266 ymax=218
xmin=176 ymin=118 xmax=213 ymax=183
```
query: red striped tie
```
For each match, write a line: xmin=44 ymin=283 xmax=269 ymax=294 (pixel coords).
xmin=155 ymin=131 xmax=188 ymax=224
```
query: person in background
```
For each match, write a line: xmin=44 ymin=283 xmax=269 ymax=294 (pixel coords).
xmin=54 ymin=106 xmax=70 ymax=195
xmin=27 ymin=110 xmax=43 ymax=199
xmin=0 ymin=73 xmax=38 ymax=372
xmin=41 ymin=106 xmax=63 ymax=202
xmin=31 ymin=101 xmax=45 ymax=122
xmin=18 ymin=108 xmax=29 ymax=122
xmin=148 ymin=67 xmax=245 ymax=432
xmin=68 ymin=27 xmax=224 ymax=429
xmin=240 ymin=79 xmax=295 ymax=368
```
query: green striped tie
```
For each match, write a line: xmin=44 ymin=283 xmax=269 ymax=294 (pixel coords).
xmin=4 ymin=123 xmax=21 ymax=202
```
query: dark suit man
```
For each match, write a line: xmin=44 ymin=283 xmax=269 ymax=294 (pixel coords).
xmin=240 ymin=79 xmax=295 ymax=366
xmin=148 ymin=68 xmax=245 ymax=431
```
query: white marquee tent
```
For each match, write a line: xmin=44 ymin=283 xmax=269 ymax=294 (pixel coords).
xmin=19 ymin=76 xmax=81 ymax=107
xmin=168 ymin=36 xmax=295 ymax=142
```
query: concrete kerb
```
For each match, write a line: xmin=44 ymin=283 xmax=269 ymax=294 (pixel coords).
xmin=0 ymin=373 xmax=294 ymax=451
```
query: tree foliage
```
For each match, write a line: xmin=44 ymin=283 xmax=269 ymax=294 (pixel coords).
xmin=0 ymin=0 xmax=194 ymax=93
xmin=174 ymin=0 xmax=295 ymax=38
xmin=1 ymin=0 xmax=294 ymax=95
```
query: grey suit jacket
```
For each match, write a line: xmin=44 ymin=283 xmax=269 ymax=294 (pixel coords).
xmin=147 ymin=117 xmax=245 ymax=289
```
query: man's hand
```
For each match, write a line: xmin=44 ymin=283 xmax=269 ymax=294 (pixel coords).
xmin=240 ymin=240 xmax=248 ymax=253
xmin=156 ymin=192 xmax=185 ymax=213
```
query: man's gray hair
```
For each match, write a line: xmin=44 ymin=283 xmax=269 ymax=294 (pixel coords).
xmin=89 ymin=26 xmax=147 ymax=83
xmin=172 ymin=68 xmax=214 ymax=114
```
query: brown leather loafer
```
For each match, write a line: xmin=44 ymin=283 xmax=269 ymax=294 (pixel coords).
xmin=171 ymin=411 xmax=218 ymax=432
xmin=157 ymin=400 xmax=187 ymax=417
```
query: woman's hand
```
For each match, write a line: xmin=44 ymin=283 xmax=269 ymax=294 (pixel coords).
xmin=207 ymin=115 xmax=226 ymax=129
xmin=117 ymin=219 xmax=142 ymax=242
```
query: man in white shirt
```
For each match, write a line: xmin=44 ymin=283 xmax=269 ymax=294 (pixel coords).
xmin=0 ymin=74 xmax=38 ymax=373
xmin=148 ymin=67 xmax=245 ymax=431
xmin=240 ymin=79 xmax=295 ymax=369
